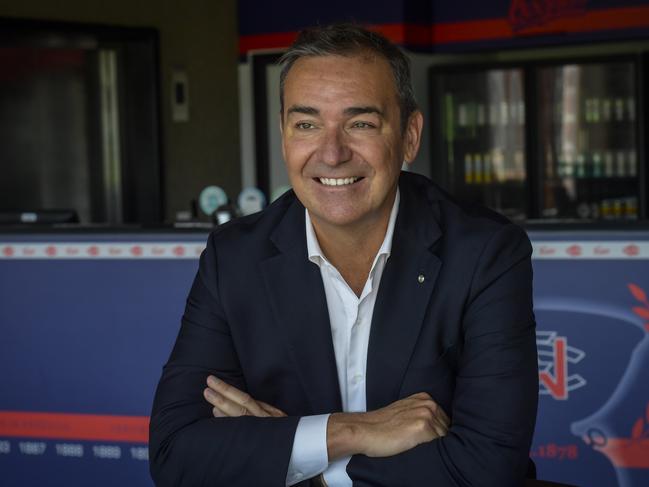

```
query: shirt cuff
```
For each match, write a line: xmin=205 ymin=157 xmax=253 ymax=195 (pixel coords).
xmin=286 ymin=414 xmax=330 ymax=486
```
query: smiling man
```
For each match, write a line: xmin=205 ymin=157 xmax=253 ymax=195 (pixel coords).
xmin=280 ymin=51 xmax=419 ymax=299
xmin=149 ymin=24 xmax=538 ymax=487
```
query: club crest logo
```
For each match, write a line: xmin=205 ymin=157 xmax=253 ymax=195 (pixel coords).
xmin=509 ymin=0 xmax=588 ymax=31
xmin=537 ymin=331 xmax=587 ymax=400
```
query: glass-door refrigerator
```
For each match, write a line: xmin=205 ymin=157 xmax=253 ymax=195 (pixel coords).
xmin=430 ymin=65 xmax=528 ymax=221
xmin=537 ymin=60 xmax=640 ymax=221
xmin=429 ymin=56 xmax=644 ymax=222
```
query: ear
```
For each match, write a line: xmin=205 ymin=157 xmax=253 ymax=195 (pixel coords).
xmin=402 ymin=111 xmax=424 ymax=167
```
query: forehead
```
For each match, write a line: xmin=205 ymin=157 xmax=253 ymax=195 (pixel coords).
xmin=283 ymin=53 xmax=398 ymax=110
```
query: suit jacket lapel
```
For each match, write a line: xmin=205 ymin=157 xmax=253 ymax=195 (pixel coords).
xmin=260 ymin=197 xmax=342 ymax=415
xmin=366 ymin=179 xmax=443 ymax=410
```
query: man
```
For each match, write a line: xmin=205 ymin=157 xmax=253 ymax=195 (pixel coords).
xmin=149 ymin=24 xmax=538 ymax=487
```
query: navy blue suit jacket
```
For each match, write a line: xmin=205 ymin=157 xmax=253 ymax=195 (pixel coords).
xmin=149 ymin=171 xmax=538 ymax=486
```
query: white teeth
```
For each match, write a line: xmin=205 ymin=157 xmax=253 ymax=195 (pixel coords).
xmin=318 ymin=177 xmax=360 ymax=186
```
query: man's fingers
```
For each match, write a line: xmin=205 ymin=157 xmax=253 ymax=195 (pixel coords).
xmin=204 ymin=376 xmax=286 ymax=419
xmin=397 ymin=392 xmax=451 ymax=439
xmin=430 ymin=408 xmax=450 ymax=438
xmin=433 ymin=423 xmax=447 ymax=438
xmin=259 ymin=401 xmax=287 ymax=417
xmin=204 ymin=388 xmax=251 ymax=417
xmin=439 ymin=409 xmax=450 ymax=428
xmin=408 ymin=393 xmax=450 ymax=428
xmin=432 ymin=403 xmax=450 ymax=429
xmin=207 ymin=375 xmax=249 ymax=404
xmin=409 ymin=392 xmax=432 ymax=401
xmin=206 ymin=376 xmax=269 ymax=417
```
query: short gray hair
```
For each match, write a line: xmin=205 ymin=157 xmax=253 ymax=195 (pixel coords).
xmin=279 ymin=23 xmax=417 ymax=132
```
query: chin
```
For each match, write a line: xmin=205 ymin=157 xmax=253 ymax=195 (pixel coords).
xmin=309 ymin=208 xmax=368 ymax=228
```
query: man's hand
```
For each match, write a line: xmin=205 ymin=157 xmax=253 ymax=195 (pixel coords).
xmin=203 ymin=378 xmax=449 ymax=461
xmin=327 ymin=393 xmax=450 ymax=460
xmin=203 ymin=375 xmax=287 ymax=418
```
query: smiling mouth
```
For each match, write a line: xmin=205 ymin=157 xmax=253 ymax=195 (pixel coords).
xmin=316 ymin=177 xmax=363 ymax=187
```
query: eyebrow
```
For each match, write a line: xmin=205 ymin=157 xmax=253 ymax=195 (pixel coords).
xmin=285 ymin=105 xmax=384 ymax=117
xmin=286 ymin=105 xmax=319 ymax=116
xmin=343 ymin=106 xmax=383 ymax=117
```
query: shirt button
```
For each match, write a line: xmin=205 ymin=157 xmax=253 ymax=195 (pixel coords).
xmin=352 ymin=374 xmax=364 ymax=384
xmin=294 ymin=472 xmax=303 ymax=480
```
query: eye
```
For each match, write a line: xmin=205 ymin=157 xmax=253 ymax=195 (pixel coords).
xmin=295 ymin=122 xmax=316 ymax=130
xmin=350 ymin=121 xmax=375 ymax=129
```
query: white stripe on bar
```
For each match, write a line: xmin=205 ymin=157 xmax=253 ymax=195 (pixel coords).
xmin=531 ymin=241 xmax=649 ymax=259
xmin=0 ymin=241 xmax=648 ymax=260
xmin=0 ymin=243 xmax=205 ymax=259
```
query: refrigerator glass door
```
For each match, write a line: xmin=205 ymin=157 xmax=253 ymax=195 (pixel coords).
xmin=433 ymin=68 xmax=527 ymax=220
xmin=537 ymin=62 xmax=638 ymax=221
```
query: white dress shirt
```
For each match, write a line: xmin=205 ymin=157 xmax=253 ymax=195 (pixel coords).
xmin=286 ymin=190 xmax=400 ymax=486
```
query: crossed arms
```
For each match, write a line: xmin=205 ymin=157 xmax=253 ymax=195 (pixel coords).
xmin=203 ymin=375 xmax=449 ymax=463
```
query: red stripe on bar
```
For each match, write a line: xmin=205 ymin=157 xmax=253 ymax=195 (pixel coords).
xmin=238 ymin=24 xmax=413 ymax=54
xmin=239 ymin=6 xmax=649 ymax=54
xmin=371 ymin=23 xmax=432 ymax=46
xmin=432 ymin=18 xmax=511 ymax=44
xmin=0 ymin=411 xmax=149 ymax=443
xmin=238 ymin=31 xmax=299 ymax=55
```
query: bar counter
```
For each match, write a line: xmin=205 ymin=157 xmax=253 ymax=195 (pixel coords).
xmin=1 ymin=225 xmax=648 ymax=487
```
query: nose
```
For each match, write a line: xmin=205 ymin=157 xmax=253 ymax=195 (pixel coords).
xmin=318 ymin=126 xmax=352 ymax=166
